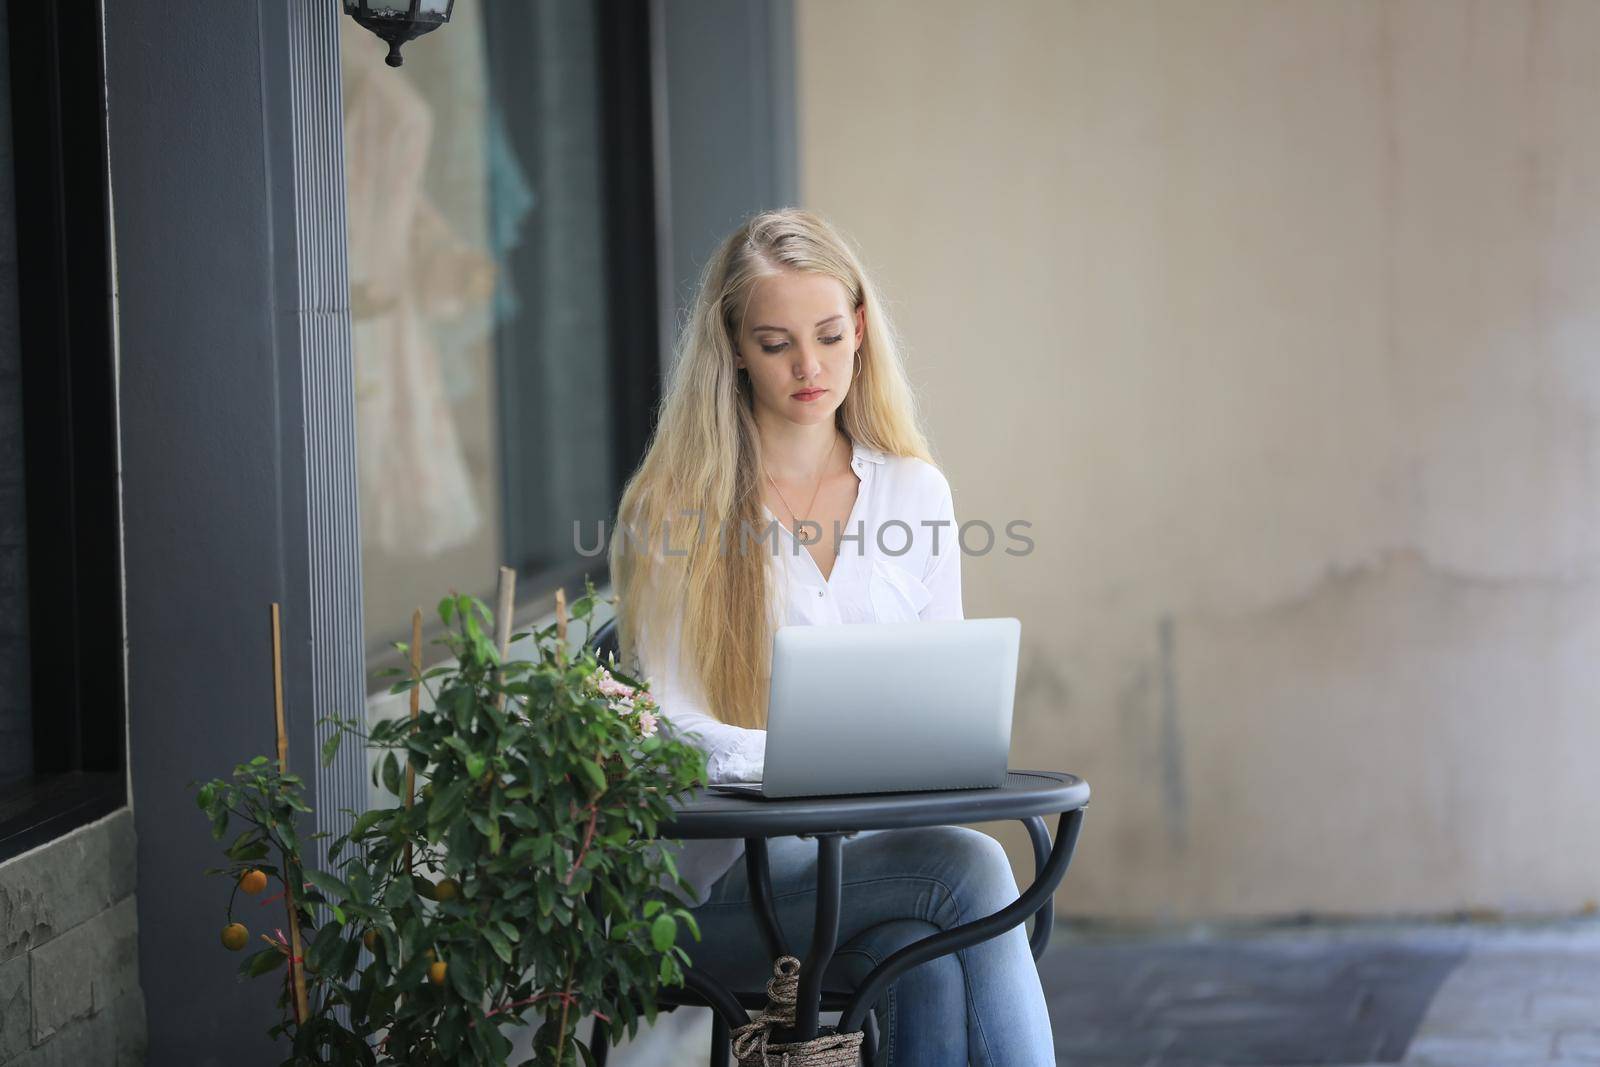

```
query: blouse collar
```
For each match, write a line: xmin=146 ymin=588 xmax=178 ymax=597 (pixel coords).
xmin=849 ymin=439 xmax=888 ymax=475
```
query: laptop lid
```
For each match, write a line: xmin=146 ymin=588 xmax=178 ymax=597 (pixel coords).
xmin=761 ymin=617 xmax=1021 ymax=799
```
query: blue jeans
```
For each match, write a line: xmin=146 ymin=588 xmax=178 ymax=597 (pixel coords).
xmin=684 ymin=826 xmax=1055 ymax=1066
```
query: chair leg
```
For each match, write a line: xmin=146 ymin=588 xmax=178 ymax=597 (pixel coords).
xmin=710 ymin=1011 xmax=731 ymax=1067
xmin=589 ymin=1015 xmax=609 ymax=1066
xmin=861 ymin=1008 xmax=880 ymax=1065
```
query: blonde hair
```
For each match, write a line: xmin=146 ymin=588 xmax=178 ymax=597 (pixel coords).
xmin=608 ymin=208 xmax=933 ymax=729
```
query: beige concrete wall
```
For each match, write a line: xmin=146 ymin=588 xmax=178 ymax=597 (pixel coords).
xmin=796 ymin=0 xmax=1600 ymax=920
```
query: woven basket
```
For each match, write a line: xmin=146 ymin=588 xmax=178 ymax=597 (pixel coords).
xmin=731 ymin=956 xmax=865 ymax=1067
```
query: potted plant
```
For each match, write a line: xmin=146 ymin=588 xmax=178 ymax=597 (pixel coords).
xmin=194 ymin=580 xmax=708 ymax=1065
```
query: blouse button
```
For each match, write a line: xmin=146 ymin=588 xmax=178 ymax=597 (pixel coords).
xmin=817 ymin=589 xmax=825 ymax=597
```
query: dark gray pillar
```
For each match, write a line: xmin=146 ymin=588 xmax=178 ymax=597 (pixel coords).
xmin=105 ymin=2 xmax=363 ymax=1063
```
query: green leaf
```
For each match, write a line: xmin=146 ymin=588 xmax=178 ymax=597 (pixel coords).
xmin=437 ymin=1010 xmax=464 ymax=1057
xmin=304 ymin=869 xmax=351 ymax=904
xmin=448 ymin=951 xmax=485 ymax=1001
xmin=380 ymin=752 xmax=401 ymax=797
xmin=348 ymin=807 xmax=387 ymax=842
xmin=229 ymin=840 xmax=270 ymax=862
xmin=224 ymin=829 xmax=260 ymax=859
xmin=482 ymin=925 xmax=513 ymax=965
xmin=577 ymin=759 xmax=608 ymax=795
xmin=347 ymin=863 xmax=373 ymax=906
xmin=241 ymin=947 xmax=287 ymax=978
xmin=308 ymin=921 xmax=345 ymax=974
xmin=427 ymin=779 xmax=469 ymax=829
xmin=320 ymin=730 xmax=342 ymax=768
xmin=650 ymin=913 xmax=676 ymax=952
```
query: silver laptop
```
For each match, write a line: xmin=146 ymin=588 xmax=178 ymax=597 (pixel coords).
xmin=709 ymin=617 xmax=1021 ymax=799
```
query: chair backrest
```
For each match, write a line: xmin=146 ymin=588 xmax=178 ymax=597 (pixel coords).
xmin=589 ymin=615 xmax=621 ymax=666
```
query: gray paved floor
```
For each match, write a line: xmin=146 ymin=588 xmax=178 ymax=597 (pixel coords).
xmin=1402 ymin=925 xmax=1600 ymax=1067
xmin=1039 ymin=935 xmax=1462 ymax=1065
xmin=1039 ymin=919 xmax=1600 ymax=1067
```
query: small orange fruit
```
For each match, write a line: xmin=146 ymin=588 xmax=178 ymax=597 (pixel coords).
xmin=428 ymin=960 xmax=448 ymax=986
xmin=221 ymin=922 xmax=249 ymax=951
xmin=238 ymin=869 xmax=268 ymax=895
xmin=433 ymin=878 xmax=459 ymax=902
xmin=362 ymin=928 xmax=380 ymax=952
xmin=423 ymin=947 xmax=435 ymax=962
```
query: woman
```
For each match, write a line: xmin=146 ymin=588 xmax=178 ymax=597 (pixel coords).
xmin=607 ymin=208 xmax=1054 ymax=1065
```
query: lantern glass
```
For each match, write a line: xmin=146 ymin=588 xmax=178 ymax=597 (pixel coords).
xmin=418 ymin=0 xmax=451 ymax=13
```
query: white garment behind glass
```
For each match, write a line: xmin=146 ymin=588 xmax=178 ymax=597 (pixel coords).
xmin=632 ymin=439 xmax=965 ymax=905
xmin=343 ymin=18 xmax=487 ymax=558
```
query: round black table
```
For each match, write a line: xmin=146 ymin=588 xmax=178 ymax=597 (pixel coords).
xmin=620 ymin=770 xmax=1090 ymax=1066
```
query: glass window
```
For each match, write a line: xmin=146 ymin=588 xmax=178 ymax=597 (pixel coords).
xmin=0 ymin=8 xmax=28 ymax=793
xmin=341 ymin=0 xmax=660 ymax=678
xmin=0 ymin=2 xmax=126 ymax=862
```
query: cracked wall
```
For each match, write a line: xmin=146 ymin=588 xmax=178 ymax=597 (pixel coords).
xmin=799 ymin=0 xmax=1600 ymax=918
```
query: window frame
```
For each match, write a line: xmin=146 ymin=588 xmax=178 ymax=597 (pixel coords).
xmin=0 ymin=0 xmax=126 ymax=863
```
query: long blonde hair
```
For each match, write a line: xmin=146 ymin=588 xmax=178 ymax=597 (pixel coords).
xmin=608 ymin=208 xmax=933 ymax=729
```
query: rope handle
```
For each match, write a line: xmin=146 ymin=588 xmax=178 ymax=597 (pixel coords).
xmin=731 ymin=956 xmax=863 ymax=1067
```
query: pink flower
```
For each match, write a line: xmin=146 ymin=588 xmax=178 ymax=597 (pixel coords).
xmin=593 ymin=666 xmax=636 ymax=700
xmin=637 ymin=710 xmax=659 ymax=737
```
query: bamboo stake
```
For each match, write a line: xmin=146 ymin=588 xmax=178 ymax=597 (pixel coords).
xmin=270 ymin=602 xmax=311 ymax=1025
xmin=494 ymin=566 xmax=516 ymax=710
xmin=555 ymin=587 xmax=568 ymax=647
xmin=403 ymin=607 xmax=421 ymax=875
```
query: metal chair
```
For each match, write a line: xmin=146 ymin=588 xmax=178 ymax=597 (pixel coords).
xmin=582 ymin=615 xmax=1067 ymax=1066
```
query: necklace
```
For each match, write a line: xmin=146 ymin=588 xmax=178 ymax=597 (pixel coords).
xmin=764 ymin=433 xmax=841 ymax=548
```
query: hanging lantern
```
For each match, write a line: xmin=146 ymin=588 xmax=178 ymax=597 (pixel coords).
xmin=342 ymin=0 xmax=455 ymax=68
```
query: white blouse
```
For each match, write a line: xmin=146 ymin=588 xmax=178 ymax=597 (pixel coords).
xmin=635 ymin=439 xmax=965 ymax=904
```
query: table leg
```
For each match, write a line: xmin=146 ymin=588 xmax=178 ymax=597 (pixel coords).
xmin=775 ymin=832 xmax=845 ymax=1042
xmin=1021 ymin=815 xmax=1056 ymax=959
xmin=838 ymin=808 xmax=1085 ymax=1035
xmin=745 ymin=836 xmax=790 ymax=961
xmin=709 ymin=1012 xmax=730 ymax=1067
